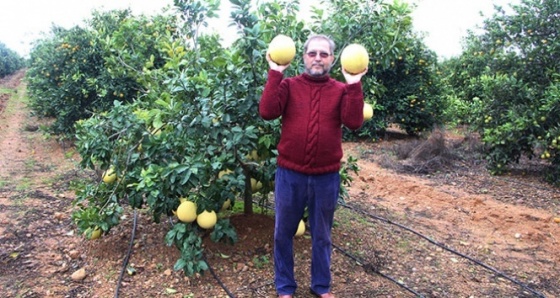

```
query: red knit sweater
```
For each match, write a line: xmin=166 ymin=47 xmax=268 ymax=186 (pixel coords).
xmin=259 ymin=69 xmax=364 ymax=175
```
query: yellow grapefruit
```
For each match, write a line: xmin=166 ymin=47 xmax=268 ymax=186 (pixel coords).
xmin=197 ymin=210 xmax=218 ymax=229
xmin=363 ymin=103 xmax=374 ymax=121
xmin=295 ymin=220 xmax=305 ymax=237
xmin=221 ymin=199 xmax=232 ymax=211
xmin=176 ymin=200 xmax=197 ymax=223
xmin=340 ymin=44 xmax=369 ymax=74
xmin=89 ymin=227 xmax=102 ymax=240
xmin=218 ymin=169 xmax=233 ymax=179
xmin=268 ymin=34 xmax=296 ymax=65
xmin=102 ymin=167 xmax=117 ymax=184
xmin=251 ymin=178 xmax=263 ymax=192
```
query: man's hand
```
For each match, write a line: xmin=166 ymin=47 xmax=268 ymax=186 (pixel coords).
xmin=342 ymin=67 xmax=368 ymax=84
xmin=266 ymin=51 xmax=290 ymax=73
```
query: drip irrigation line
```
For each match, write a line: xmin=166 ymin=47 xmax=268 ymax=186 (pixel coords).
xmin=340 ymin=202 xmax=546 ymax=298
xmin=332 ymin=243 xmax=424 ymax=297
xmin=114 ymin=209 xmax=138 ymax=298
xmin=203 ymin=254 xmax=236 ymax=298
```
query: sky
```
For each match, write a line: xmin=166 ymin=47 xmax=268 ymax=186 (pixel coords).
xmin=0 ymin=0 xmax=519 ymax=59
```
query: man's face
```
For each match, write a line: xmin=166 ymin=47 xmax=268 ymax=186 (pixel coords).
xmin=303 ymin=38 xmax=334 ymax=77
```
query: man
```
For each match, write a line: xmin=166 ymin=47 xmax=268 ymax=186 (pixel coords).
xmin=259 ymin=34 xmax=367 ymax=298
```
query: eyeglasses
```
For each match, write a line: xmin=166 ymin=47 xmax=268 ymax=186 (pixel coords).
xmin=306 ymin=51 xmax=331 ymax=58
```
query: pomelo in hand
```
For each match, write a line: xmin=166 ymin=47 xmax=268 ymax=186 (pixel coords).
xmin=268 ymin=34 xmax=296 ymax=65
xmin=340 ymin=43 xmax=369 ymax=74
xmin=197 ymin=210 xmax=217 ymax=229
xmin=363 ymin=103 xmax=374 ymax=121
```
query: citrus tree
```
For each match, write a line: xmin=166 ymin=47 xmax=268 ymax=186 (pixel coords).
xmin=72 ymin=0 xmax=286 ymax=276
xmin=308 ymin=0 xmax=445 ymax=138
xmin=443 ymin=0 xmax=560 ymax=184
xmin=0 ymin=42 xmax=25 ymax=77
xmin=25 ymin=9 xmax=176 ymax=136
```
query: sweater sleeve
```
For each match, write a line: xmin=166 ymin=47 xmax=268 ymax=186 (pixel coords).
xmin=259 ymin=69 xmax=288 ymax=120
xmin=341 ymin=82 xmax=365 ymax=130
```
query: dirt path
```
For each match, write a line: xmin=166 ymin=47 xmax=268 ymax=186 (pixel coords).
xmin=1 ymin=71 xmax=559 ymax=298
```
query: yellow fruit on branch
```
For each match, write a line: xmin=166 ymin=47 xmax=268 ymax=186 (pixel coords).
xmin=197 ymin=210 xmax=217 ymax=229
xmin=102 ymin=167 xmax=117 ymax=184
xmin=363 ymin=103 xmax=374 ymax=121
xmin=176 ymin=200 xmax=197 ymax=223
xmin=251 ymin=178 xmax=263 ymax=193
xmin=340 ymin=44 xmax=369 ymax=74
xmin=295 ymin=220 xmax=305 ymax=236
xmin=268 ymin=34 xmax=296 ymax=65
xmin=218 ymin=169 xmax=233 ymax=179
xmin=221 ymin=199 xmax=232 ymax=211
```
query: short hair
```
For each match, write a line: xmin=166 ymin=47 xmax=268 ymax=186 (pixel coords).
xmin=303 ymin=34 xmax=336 ymax=54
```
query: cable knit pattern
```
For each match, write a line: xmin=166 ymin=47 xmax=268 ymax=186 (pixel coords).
xmin=304 ymin=85 xmax=321 ymax=167
xmin=260 ymin=70 xmax=364 ymax=175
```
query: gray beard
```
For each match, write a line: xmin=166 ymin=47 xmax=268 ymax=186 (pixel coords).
xmin=305 ymin=65 xmax=331 ymax=77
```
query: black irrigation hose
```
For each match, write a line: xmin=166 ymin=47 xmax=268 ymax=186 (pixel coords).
xmin=203 ymin=254 xmax=236 ymax=298
xmin=340 ymin=202 xmax=547 ymax=298
xmin=114 ymin=209 xmax=138 ymax=298
xmin=331 ymin=243 xmax=425 ymax=297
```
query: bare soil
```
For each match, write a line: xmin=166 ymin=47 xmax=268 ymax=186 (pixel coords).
xmin=1 ymin=70 xmax=559 ymax=298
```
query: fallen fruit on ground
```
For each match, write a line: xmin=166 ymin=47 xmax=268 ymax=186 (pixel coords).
xmin=89 ymin=227 xmax=102 ymax=240
xmin=176 ymin=200 xmax=197 ymax=223
xmin=268 ymin=34 xmax=296 ymax=65
xmin=295 ymin=219 xmax=305 ymax=236
xmin=197 ymin=210 xmax=217 ymax=229
xmin=340 ymin=43 xmax=369 ymax=74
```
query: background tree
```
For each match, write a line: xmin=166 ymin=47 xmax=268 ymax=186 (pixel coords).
xmin=310 ymin=0 xmax=445 ymax=138
xmin=0 ymin=42 xmax=25 ymax=77
xmin=443 ymin=0 xmax=560 ymax=183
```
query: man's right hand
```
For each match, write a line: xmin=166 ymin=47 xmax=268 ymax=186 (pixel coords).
xmin=266 ymin=51 xmax=290 ymax=73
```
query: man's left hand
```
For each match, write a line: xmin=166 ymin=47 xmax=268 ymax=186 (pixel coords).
xmin=342 ymin=67 xmax=368 ymax=84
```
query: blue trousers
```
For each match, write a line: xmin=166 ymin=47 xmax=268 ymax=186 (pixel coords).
xmin=274 ymin=166 xmax=340 ymax=295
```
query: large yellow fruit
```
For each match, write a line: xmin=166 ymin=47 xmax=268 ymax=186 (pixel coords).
xmin=197 ymin=210 xmax=217 ymax=229
xmin=102 ymin=167 xmax=117 ymax=184
xmin=218 ymin=169 xmax=233 ymax=179
xmin=251 ymin=178 xmax=263 ymax=192
xmin=221 ymin=199 xmax=232 ymax=211
xmin=340 ymin=44 xmax=369 ymax=74
xmin=295 ymin=220 xmax=305 ymax=237
xmin=363 ymin=103 xmax=374 ymax=121
xmin=176 ymin=200 xmax=197 ymax=223
xmin=88 ymin=227 xmax=102 ymax=240
xmin=268 ymin=34 xmax=296 ymax=65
